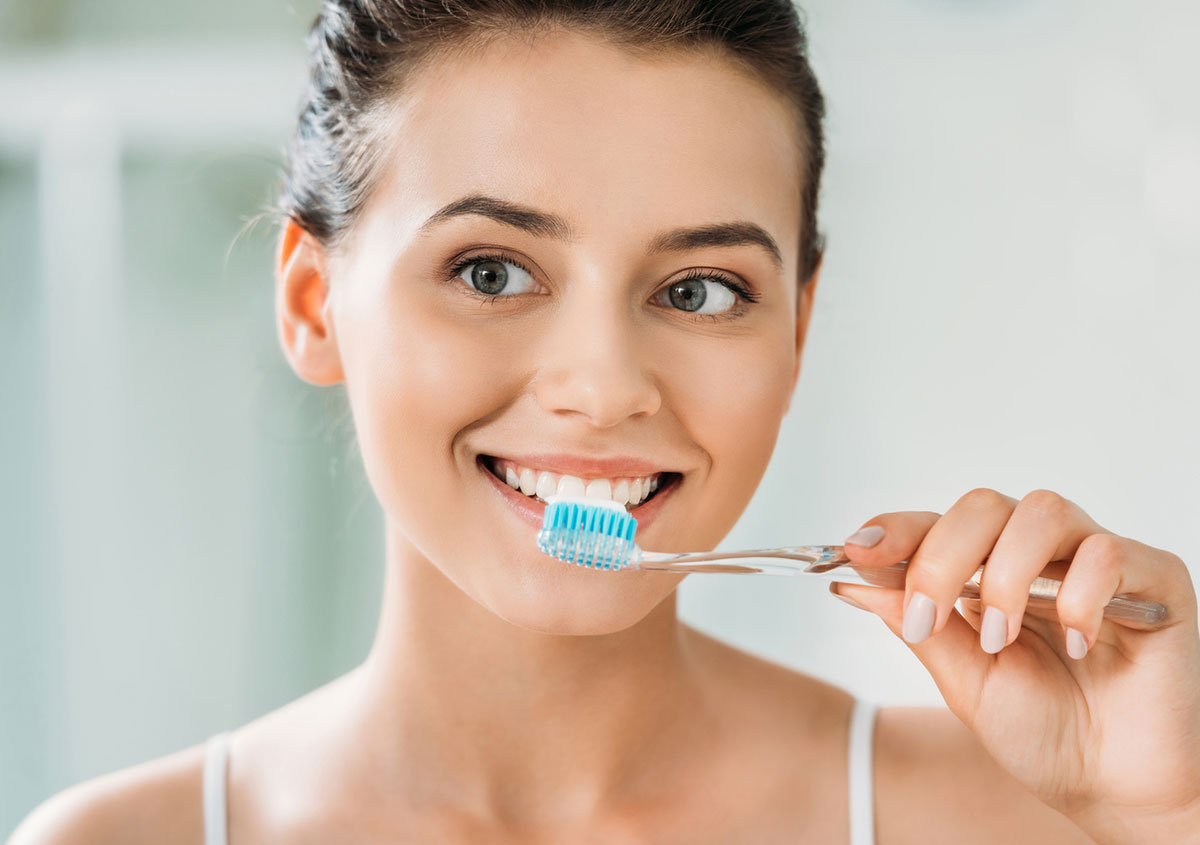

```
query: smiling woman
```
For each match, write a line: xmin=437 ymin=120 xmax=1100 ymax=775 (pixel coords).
xmin=11 ymin=1 xmax=1200 ymax=843
xmin=309 ymin=22 xmax=807 ymax=640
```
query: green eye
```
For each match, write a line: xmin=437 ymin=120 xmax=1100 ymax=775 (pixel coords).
xmin=657 ymin=276 xmax=738 ymax=315
xmin=457 ymin=258 xmax=538 ymax=296
xmin=471 ymin=261 xmax=507 ymax=294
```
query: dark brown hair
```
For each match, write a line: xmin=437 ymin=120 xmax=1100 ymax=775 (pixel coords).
xmin=279 ymin=0 xmax=826 ymax=284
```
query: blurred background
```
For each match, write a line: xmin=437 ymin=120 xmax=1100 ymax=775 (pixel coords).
xmin=2 ymin=0 xmax=1198 ymax=830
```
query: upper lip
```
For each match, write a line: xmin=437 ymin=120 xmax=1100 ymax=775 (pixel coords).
xmin=481 ymin=452 xmax=674 ymax=479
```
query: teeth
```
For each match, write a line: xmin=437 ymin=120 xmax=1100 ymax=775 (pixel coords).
xmin=535 ymin=472 xmax=557 ymax=500
xmin=488 ymin=457 xmax=666 ymax=510
xmin=584 ymin=478 xmax=611 ymax=500
xmin=612 ymin=479 xmax=630 ymax=506
xmin=519 ymin=468 xmax=537 ymax=496
xmin=557 ymin=475 xmax=586 ymax=497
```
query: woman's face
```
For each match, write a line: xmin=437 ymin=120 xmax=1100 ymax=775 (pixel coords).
xmin=314 ymin=29 xmax=814 ymax=635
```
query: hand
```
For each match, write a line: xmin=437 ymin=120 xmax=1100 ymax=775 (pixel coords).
xmin=832 ymin=488 xmax=1200 ymax=843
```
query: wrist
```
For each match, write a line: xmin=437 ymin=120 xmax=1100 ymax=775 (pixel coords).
xmin=1069 ymin=799 xmax=1200 ymax=844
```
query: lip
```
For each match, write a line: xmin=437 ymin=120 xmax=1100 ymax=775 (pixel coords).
xmin=480 ymin=452 xmax=670 ymax=479
xmin=477 ymin=455 xmax=680 ymax=537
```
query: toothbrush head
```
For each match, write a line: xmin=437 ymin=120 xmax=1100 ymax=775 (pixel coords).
xmin=536 ymin=496 xmax=640 ymax=570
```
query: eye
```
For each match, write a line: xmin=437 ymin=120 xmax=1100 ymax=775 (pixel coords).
xmin=455 ymin=257 xmax=539 ymax=296
xmin=655 ymin=275 xmax=740 ymax=315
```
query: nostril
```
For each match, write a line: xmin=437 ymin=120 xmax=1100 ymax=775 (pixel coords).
xmin=534 ymin=374 xmax=662 ymax=427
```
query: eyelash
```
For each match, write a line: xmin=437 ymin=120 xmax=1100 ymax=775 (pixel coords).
xmin=444 ymin=251 xmax=761 ymax=318
xmin=445 ymin=252 xmax=538 ymax=301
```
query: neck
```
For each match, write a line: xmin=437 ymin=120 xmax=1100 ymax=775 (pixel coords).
xmin=349 ymin=518 xmax=711 ymax=824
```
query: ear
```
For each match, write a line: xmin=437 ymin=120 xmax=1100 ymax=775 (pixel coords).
xmin=785 ymin=255 xmax=822 ymax=411
xmin=275 ymin=218 xmax=344 ymax=385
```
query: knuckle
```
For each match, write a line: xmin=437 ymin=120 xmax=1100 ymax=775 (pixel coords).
xmin=1164 ymin=551 xmax=1193 ymax=588
xmin=1076 ymin=533 xmax=1127 ymax=572
xmin=1055 ymin=591 xmax=1095 ymax=628
xmin=980 ymin=568 xmax=1024 ymax=602
xmin=960 ymin=487 xmax=1008 ymax=512
xmin=909 ymin=553 xmax=957 ymax=578
xmin=1020 ymin=488 xmax=1071 ymax=520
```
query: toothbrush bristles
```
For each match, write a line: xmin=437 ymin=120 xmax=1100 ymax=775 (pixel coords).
xmin=536 ymin=497 xmax=639 ymax=570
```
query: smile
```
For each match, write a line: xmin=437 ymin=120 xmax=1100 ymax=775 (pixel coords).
xmin=479 ymin=455 xmax=679 ymax=511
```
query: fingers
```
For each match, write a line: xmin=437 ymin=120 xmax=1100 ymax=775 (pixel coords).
xmin=830 ymin=489 xmax=1199 ymax=731
xmin=900 ymin=488 xmax=1018 ymax=645
xmin=839 ymin=507 xmax=997 ymax=643
xmin=831 ymin=579 xmax=994 ymax=716
xmin=842 ymin=511 xmax=941 ymax=564
xmin=834 ymin=509 xmax=937 ymax=634
xmin=1055 ymin=534 xmax=1196 ymax=656
xmin=835 ymin=490 xmax=1195 ymax=669
xmin=975 ymin=489 xmax=1103 ymax=653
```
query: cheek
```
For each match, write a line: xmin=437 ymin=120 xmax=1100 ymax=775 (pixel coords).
xmin=338 ymin=292 xmax=529 ymax=534
xmin=337 ymin=291 xmax=685 ymax=635
xmin=665 ymin=328 xmax=795 ymax=544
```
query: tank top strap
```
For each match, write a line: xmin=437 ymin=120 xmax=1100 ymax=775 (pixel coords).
xmin=848 ymin=698 xmax=878 ymax=845
xmin=203 ymin=731 xmax=232 ymax=845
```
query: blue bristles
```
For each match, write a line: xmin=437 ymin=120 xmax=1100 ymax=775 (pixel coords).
xmin=537 ymin=496 xmax=640 ymax=570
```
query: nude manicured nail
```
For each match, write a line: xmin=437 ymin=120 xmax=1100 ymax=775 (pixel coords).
xmin=844 ymin=525 xmax=885 ymax=548
xmin=1066 ymin=627 xmax=1089 ymax=660
xmin=902 ymin=591 xmax=936 ymax=643
xmin=981 ymin=606 xmax=1007 ymax=654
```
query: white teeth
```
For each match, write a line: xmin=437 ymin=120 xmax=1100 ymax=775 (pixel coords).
xmin=535 ymin=472 xmax=557 ymax=500
xmin=490 ymin=457 xmax=665 ymax=509
xmin=556 ymin=475 xmax=586 ymax=497
xmin=584 ymin=478 xmax=612 ymax=500
xmin=519 ymin=468 xmax=537 ymax=496
xmin=612 ymin=479 xmax=630 ymax=506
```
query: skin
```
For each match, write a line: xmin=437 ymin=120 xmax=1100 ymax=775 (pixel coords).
xmin=836 ymin=496 xmax=1200 ymax=842
xmin=11 ymin=27 xmax=1200 ymax=845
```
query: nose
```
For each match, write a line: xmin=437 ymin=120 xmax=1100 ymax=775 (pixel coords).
xmin=532 ymin=294 xmax=662 ymax=428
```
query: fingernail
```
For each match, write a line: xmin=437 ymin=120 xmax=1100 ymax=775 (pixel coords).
xmin=845 ymin=525 xmax=885 ymax=548
xmin=1066 ymin=627 xmax=1089 ymax=660
xmin=902 ymin=591 xmax=936 ymax=643
xmin=981 ymin=605 xmax=1008 ymax=654
xmin=830 ymin=587 xmax=868 ymax=611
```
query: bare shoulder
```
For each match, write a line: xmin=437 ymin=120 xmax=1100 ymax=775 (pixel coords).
xmin=875 ymin=707 xmax=1096 ymax=845
xmin=684 ymin=628 xmax=1096 ymax=843
xmin=682 ymin=623 xmax=854 ymax=726
xmin=8 ymin=742 xmax=207 ymax=845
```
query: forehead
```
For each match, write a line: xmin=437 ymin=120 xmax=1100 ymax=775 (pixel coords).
xmin=364 ymin=28 xmax=803 ymax=271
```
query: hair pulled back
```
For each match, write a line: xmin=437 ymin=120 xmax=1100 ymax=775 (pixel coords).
xmin=279 ymin=0 xmax=826 ymax=283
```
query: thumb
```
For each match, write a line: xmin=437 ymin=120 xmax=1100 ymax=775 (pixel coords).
xmin=833 ymin=512 xmax=991 ymax=716
xmin=835 ymin=580 xmax=989 ymax=713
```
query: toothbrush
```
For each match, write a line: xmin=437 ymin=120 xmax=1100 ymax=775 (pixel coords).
xmin=536 ymin=496 xmax=1167 ymax=625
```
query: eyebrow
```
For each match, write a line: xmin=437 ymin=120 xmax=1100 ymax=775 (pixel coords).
xmin=418 ymin=193 xmax=784 ymax=270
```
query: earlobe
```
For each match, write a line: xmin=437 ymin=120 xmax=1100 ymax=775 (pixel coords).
xmin=276 ymin=219 xmax=344 ymax=386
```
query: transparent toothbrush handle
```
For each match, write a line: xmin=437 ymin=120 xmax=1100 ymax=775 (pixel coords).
xmin=635 ymin=545 xmax=1168 ymax=625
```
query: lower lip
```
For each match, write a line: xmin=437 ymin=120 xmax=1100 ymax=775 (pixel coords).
xmin=478 ymin=458 xmax=678 ymax=536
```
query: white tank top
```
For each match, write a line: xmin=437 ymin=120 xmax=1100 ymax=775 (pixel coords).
xmin=203 ymin=698 xmax=878 ymax=843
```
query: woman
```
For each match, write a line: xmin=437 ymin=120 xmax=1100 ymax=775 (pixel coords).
xmin=13 ymin=1 xmax=1200 ymax=842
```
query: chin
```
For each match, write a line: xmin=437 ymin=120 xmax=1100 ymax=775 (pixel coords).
xmin=469 ymin=552 xmax=684 ymax=636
